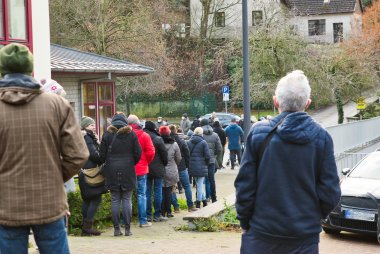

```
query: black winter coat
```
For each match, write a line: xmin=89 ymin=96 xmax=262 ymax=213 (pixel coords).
xmin=186 ymin=135 xmax=210 ymax=177
xmin=213 ymin=126 xmax=226 ymax=147
xmin=172 ymin=134 xmax=190 ymax=171
xmin=100 ymin=125 xmax=142 ymax=191
xmin=79 ymin=130 xmax=104 ymax=200
xmin=144 ymin=129 xmax=168 ymax=178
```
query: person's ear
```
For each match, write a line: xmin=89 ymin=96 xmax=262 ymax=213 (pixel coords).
xmin=305 ymin=99 xmax=312 ymax=110
xmin=273 ymin=96 xmax=279 ymax=109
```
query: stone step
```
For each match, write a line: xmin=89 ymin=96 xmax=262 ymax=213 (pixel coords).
xmin=183 ymin=193 xmax=236 ymax=221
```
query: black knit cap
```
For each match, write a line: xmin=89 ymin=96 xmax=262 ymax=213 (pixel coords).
xmin=200 ymin=118 xmax=209 ymax=126
xmin=144 ymin=120 xmax=156 ymax=131
xmin=112 ymin=113 xmax=127 ymax=128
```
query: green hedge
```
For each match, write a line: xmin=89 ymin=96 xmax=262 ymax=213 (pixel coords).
xmin=67 ymin=191 xmax=138 ymax=235
xmin=67 ymin=189 xmax=187 ymax=235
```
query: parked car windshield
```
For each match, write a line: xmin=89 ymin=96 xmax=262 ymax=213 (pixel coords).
xmin=349 ymin=153 xmax=380 ymax=180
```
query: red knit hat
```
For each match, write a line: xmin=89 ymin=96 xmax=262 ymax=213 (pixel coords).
xmin=159 ymin=126 xmax=171 ymax=136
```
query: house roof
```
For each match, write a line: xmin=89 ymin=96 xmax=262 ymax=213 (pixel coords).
xmin=50 ymin=44 xmax=154 ymax=76
xmin=282 ymin=0 xmax=362 ymax=16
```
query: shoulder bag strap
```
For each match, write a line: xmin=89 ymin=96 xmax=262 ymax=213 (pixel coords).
xmin=107 ymin=133 xmax=118 ymax=154
xmin=256 ymin=117 xmax=286 ymax=169
xmin=189 ymin=142 xmax=199 ymax=156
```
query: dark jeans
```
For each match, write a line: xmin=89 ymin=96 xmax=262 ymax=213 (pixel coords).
xmin=230 ymin=149 xmax=242 ymax=168
xmin=161 ymin=186 xmax=173 ymax=216
xmin=241 ymin=231 xmax=318 ymax=254
xmin=82 ymin=195 xmax=102 ymax=220
xmin=146 ymin=177 xmax=163 ymax=219
xmin=110 ymin=189 xmax=133 ymax=230
xmin=0 ymin=218 xmax=69 ymax=254
xmin=205 ymin=163 xmax=217 ymax=202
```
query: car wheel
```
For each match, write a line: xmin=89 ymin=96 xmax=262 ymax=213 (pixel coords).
xmin=322 ymin=227 xmax=341 ymax=235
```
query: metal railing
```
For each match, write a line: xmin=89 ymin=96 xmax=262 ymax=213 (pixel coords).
xmin=327 ymin=116 xmax=380 ymax=155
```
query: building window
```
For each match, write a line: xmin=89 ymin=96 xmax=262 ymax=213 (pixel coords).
xmin=308 ymin=19 xmax=326 ymax=36
xmin=0 ymin=0 xmax=32 ymax=48
xmin=252 ymin=11 xmax=263 ymax=26
xmin=83 ymin=82 xmax=115 ymax=136
xmin=214 ymin=12 xmax=225 ymax=27
xmin=333 ymin=23 xmax=343 ymax=43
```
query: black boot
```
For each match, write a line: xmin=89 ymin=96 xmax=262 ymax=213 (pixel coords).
xmin=114 ymin=226 xmax=123 ymax=236
xmin=196 ymin=201 xmax=201 ymax=209
xmin=202 ymin=200 xmax=208 ymax=207
xmin=82 ymin=219 xmax=101 ymax=236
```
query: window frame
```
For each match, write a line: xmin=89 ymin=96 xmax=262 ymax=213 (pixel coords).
xmin=214 ymin=12 xmax=225 ymax=28
xmin=308 ymin=19 xmax=326 ymax=36
xmin=0 ymin=0 xmax=33 ymax=50
xmin=252 ymin=10 xmax=263 ymax=26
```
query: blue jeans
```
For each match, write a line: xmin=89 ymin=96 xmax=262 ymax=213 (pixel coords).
xmin=205 ymin=163 xmax=217 ymax=202
xmin=0 ymin=218 xmax=69 ymax=254
xmin=137 ymin=175 xmax=148 ymax=225
xmin=172 ymin=169 xmax=194 ymax=208
xmin=146 ymin=177 xmax=163 ymax=219
xmin=194 ymin=177 xmax=206 ymax=201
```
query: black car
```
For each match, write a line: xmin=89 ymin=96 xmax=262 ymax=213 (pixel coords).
xmin=322 ymin=151 xmax=380 ymax=242
xmin=199 ymin=112 xmax=241 ymax=128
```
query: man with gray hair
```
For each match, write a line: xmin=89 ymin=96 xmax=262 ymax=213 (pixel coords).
xmin=235 ymin=70 xmax=341 ymax=254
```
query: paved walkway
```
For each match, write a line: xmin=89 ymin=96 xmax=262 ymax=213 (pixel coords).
xmin=29 ymin=169 xmax=241 ymax=254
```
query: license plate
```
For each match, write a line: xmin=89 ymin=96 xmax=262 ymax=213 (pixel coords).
xmin=343 ymin=209 xmax=375 ymax=221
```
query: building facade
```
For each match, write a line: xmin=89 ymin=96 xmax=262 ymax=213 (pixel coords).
xmin=189 ymin=0 xmax=363 ymax=43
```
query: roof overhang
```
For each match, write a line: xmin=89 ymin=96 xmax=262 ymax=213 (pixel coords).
xmin=50 ymin=44 xmax=154 ymax=77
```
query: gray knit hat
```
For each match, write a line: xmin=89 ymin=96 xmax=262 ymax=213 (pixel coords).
xmin=81 ymin=116 xmax=95 ymax=129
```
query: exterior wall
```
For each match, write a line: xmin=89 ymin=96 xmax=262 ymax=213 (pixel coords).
xmin=189 ymin=0 xmax=361 ymax=43
xmin=31 ymin=0 xmax=51 ymax=80
xmin=190 ymin=0 xmax=287 ymax=39
xmin=289 ymin=13 xmax=361 ymax=44
xmin=52 ymin=76 xmax=82 ymax=120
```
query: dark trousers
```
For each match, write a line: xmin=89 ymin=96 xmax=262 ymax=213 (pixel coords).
xmin=230 ymin=149 xmax=242 ymax=168
xmin=241 ymin=231 xmax=318 ymax=254
xmin=205 ymin=163 xmax=216 ymax=202
xmin=82 ymin=195 xmax=102 ymax=220
xmin=161 ymin=186 xmax=173 ymax=216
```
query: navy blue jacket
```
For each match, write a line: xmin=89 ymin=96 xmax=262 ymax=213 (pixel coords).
xmin=186 ymin=135 xmax=211 ymax=177
xmin=235 ymin=112 xmax=341 ymax=245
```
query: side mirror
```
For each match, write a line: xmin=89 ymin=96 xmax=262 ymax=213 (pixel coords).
xmin=341 ymin=167 xmax=351 ymax=176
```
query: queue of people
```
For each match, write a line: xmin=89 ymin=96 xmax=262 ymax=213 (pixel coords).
xmin=74 ymin=112 xmax=226 ymax=238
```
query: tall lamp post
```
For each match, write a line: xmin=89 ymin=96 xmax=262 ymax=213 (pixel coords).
xmin=242 ymin=0 xmax=251 ymax=140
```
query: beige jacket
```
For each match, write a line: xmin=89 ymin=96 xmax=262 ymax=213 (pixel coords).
xmin=0 ymin=84 xmax=89 ymax=226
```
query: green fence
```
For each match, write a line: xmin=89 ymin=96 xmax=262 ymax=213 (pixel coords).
xmin=126 ymin=93 xmax=217 ymax=118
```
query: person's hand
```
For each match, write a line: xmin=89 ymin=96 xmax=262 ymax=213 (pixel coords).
xmin=65 ymin=210 xmax=71 ymax=217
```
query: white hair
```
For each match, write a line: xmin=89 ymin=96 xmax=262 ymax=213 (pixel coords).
xmin=194 ymin=127 xmax=203 ymax=136
xmin=275 ymin=70 xmax=311 ymax=112
xmin=127 ymin=114 xmax=140 ymax=125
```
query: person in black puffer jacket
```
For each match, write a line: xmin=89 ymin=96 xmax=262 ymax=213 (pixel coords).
xmin=143 ymin=121 xmax=169 ymax=222
xmin=78 ymin=116 xmax=104 ymax=236
xmin=169 ymin=125 xmax=199 ymax=213
xmin=186 ymin=127 xmax=211 ymax=208
xmin=99 ymin=113 xmax=142 ymax=237
xmin=212 ymin=120 xmax=226 ymax=169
